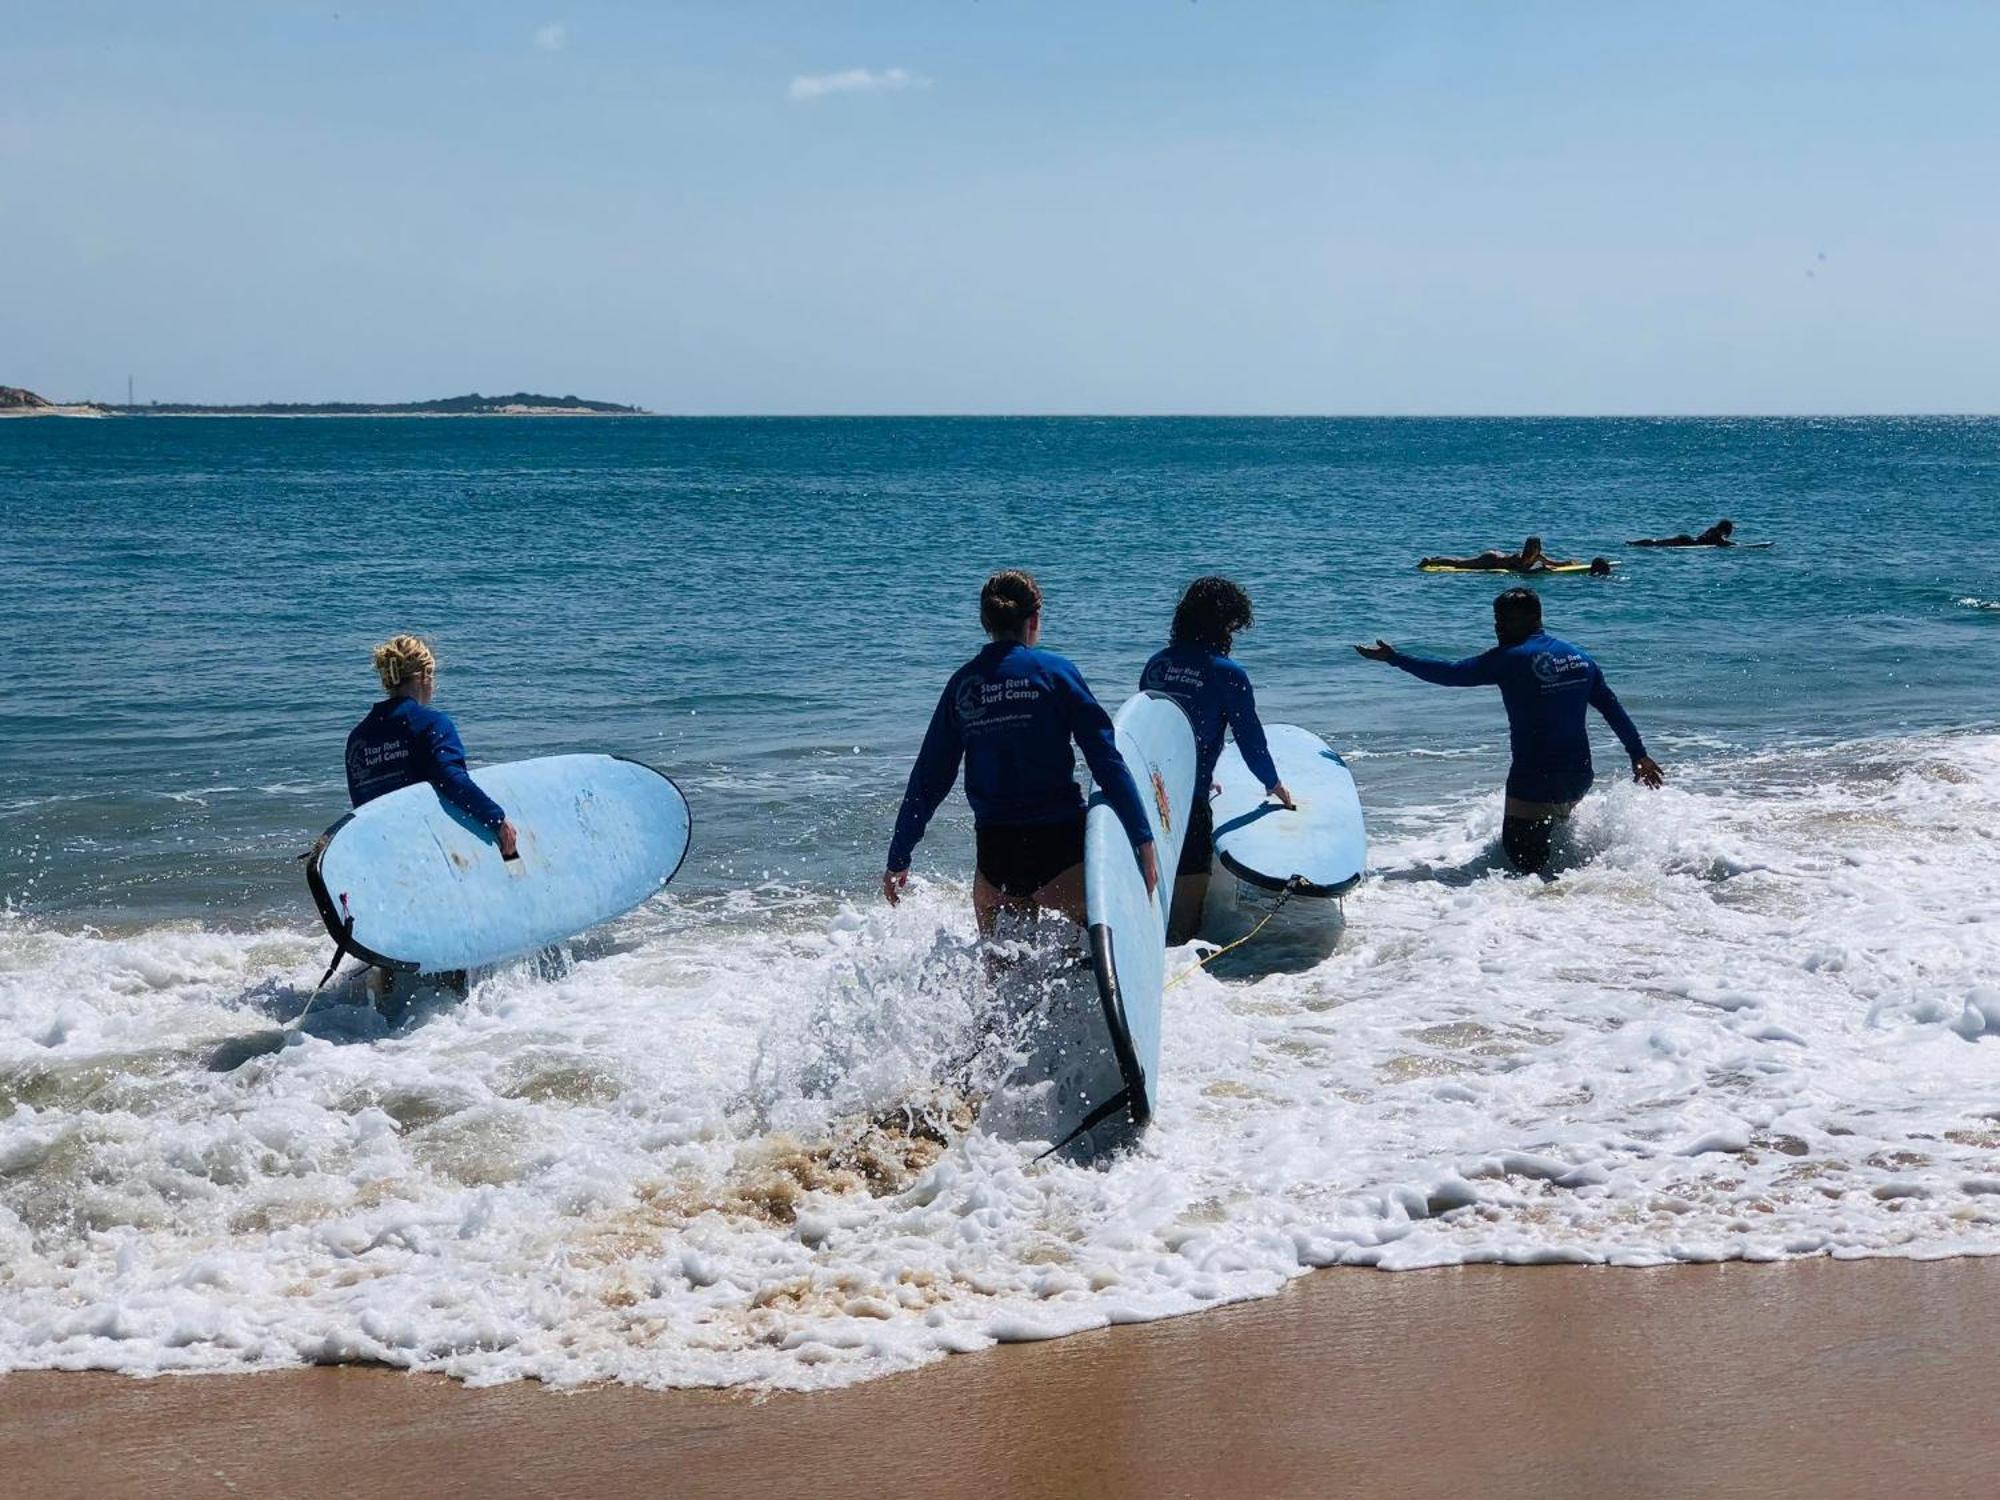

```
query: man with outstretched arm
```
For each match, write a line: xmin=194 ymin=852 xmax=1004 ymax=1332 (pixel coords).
xmin=1354 ymin=587 xmax=1664 ymax=874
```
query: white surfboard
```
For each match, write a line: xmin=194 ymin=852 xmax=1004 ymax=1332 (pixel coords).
xmin=1212 ymin=724 xmax=1365 ymax=898
xmin=1023 ymin=692 xmax=1195 ymax=1161
xmin=307 ymin=754 xmax=691 ymax=973
xmin=1201 ymin=724 xmax=1365 ymax=961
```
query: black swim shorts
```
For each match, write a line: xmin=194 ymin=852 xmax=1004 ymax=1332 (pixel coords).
xmin=975 ymin=817 xmax=1086 ymax=900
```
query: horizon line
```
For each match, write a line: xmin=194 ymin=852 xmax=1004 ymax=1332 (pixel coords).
xmin=54 ymin=407 xmax=2000 ymax=420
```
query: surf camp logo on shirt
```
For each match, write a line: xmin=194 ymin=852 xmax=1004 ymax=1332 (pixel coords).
xmin=956 ymin=674 xmax=1042 ymax=732
xmin=1143 ymin=659 xmax=1205 ymax=698
xmin=347 ymin=734 xmax=411 ymax=794
xmin=954 ymin=676 xmax=987 ymax=724
xmin=1531 ymin=649 xmax=1589 ymax=690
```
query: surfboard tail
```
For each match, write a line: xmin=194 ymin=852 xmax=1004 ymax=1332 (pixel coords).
xmin=1088 ymin=922 xmax=1152 ymax=1130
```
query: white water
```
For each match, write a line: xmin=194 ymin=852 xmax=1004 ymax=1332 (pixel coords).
xmin=3 ymin=732 xmax=1998 ymax=1390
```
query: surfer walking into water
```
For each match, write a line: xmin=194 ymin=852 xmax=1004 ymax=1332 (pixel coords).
xmin=1354 ymin=588 xmax=1663 ymax=875
xmin=883 ymin=570 xmax=1159 ymax=934
xmin=1141 ymin=576 xmax=1293 ymax=943
xmin=339 ymin=636 xmax=518 ymax=1007
xmin=346 ymin=635 xmax=519 ymax=857
xmin=1419 ymin=535 xmax=1610 ymax=575
xmin=1628 ymin=518 xmax=1739 ymax=547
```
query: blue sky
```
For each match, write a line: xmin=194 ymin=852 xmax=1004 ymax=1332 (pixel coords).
xmin=6 ymin=2 xmax=1998 ymax=412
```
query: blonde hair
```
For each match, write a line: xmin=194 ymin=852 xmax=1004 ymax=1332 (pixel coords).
xmin=372 ymin=634 xmax=436 ymax=692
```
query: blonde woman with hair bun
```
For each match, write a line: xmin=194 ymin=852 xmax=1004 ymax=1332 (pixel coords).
xmin=345 ymin=634 xmax=519 ymax=860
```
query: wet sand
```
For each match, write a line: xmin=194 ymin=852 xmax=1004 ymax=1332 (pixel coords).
xmin=4 ymin=1257 xmax=1996 ymax=1500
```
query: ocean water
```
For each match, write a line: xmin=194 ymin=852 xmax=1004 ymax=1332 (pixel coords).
xmin=1 ymin=416 xmax=1997 ymax=1388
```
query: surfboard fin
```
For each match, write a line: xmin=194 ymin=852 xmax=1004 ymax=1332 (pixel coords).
xmin=1035 ymin=1087 xmax=1134 ymax=1163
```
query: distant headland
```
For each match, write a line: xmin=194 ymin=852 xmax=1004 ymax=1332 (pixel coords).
xmin=0 ymin=385 xmax=103 ymax=418
xmin=1 ymin=387 xmax=646 ymax=418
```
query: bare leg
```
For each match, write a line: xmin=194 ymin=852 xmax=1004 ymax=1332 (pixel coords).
xmin=1504 ymin=795 xmax=1579 ymax=823
xmin=972 ymin=871 xmax=1011 ymax=938
xmin=1030 ymin=861 xmax=1086 ymax=928
xmin=975 ymin=844 xmax=1088 ymax=947
xmin=975 ymin=870 xmax=1079 ymax=934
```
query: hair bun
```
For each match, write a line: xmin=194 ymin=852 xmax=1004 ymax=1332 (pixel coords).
xmin=979 ymin=569 xmax=1042 ymax=638
xmin=371 ymin=634 xmax=437 ymax=691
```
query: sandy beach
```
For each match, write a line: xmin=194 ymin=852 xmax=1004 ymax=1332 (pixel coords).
xmin=5 ymin=1256 xmax=1995 ymax=1500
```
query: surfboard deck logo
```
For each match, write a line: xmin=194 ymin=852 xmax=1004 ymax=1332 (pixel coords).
xmin=1150 ymin=766 xmax=1172 ymax=832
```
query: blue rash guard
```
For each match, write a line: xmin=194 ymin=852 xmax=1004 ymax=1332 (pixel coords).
xmin=887 ymin=641 xmax=1156 ymax=873
xmin=1386 ymin=630 xmax=1648 ymax=805
xmin=345 ymin=697 xmax=507 ymax=829
xmin=1139 ymin=642 xmax=1281 ymax=795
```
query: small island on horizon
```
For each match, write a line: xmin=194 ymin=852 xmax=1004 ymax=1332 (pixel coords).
xmin=1 ymin=386 xmax=647 ymax=418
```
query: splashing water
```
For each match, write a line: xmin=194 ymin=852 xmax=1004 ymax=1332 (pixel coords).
xmin=3 ymin=731 xmax=1998 ymax=1390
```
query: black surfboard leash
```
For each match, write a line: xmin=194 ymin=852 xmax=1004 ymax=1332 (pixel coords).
xmin=294 ymin=836 xmax=357 ymax=1027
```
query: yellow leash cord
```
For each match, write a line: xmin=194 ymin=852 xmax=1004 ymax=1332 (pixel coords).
xmin=1163 ymin=889 xmax=1291 ymax=991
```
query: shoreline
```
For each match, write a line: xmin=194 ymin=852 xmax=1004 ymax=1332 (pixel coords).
xmin=5 ymin=1256 xmax=1996 ymax=1499
xmin=17 ymin=409 xmax=655 ymax=419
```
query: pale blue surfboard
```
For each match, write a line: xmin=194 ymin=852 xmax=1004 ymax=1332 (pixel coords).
xmin=1035 ymin=691 xmax=1195 ymax=1159
xmin=1211 ymin=724 xmax=1366 ymax=900
xmin=307 ymin=754 xmax=691 ymax=973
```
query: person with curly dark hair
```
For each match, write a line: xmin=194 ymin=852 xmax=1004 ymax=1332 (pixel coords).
xmin=1140 ymin=577 xmax=1292 ymax=941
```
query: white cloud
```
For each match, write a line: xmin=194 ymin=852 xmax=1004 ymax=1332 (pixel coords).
xmin=787 ymin=67 xmax=926 ymax=103
xmin=533 ymin=23 xmax=567 ymax=52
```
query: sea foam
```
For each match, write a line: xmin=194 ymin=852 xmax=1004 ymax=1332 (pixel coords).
xmin=2 ymin=732 xmax=1998 ymax=1390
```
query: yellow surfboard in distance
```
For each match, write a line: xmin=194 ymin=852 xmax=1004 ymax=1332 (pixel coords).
xmin=1417 ymin=560 xmax=1608 ymax=575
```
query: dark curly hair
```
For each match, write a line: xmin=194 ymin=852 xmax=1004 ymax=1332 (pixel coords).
xmin=1170 ymin=576 xmax=1255 ymax=654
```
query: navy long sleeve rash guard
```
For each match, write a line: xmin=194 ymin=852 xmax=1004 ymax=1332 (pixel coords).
xmin=1387 ymin=630 xmax=1647 ymax=805
xmin=345 ymin=698 xmax=508 ymax=829
xmin=887 ymin=641 xmax=1155 ymax=873
xmin=1140 ymin=643 xmax=1281 ymax=795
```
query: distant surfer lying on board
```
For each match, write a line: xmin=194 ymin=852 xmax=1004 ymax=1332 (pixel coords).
xmin=1140 ymin=576 xmax=1292 ymax=943
xmin=884 ymin=570 xmax=1158 ymax=934
xmin=1627 ymin=518 xmax=1740 ymax=547
xmin=1419 ymin=535 xmax=1612 ymax=575
xmin=1354 ymin=588 xmax=1663 ymax=875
